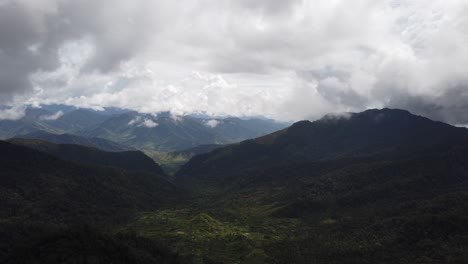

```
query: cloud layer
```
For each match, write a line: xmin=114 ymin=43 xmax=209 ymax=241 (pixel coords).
xmin=1 ymin=0 xmax=468 ymax=124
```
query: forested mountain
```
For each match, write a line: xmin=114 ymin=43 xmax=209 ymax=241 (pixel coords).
xmin=1 ymin=106 xmax=287 ymax=153
xmin=0 ymin=107 xmax=108 ymax=138
xmin=85 ymin=111 xmax=218 ymax=151
xmin=176 ymin=108 xmax=468 ymax=187
xmin=86 ymin=112 xmax=286 ymax=152
xmin=16 ymin=130 xmax=132 ymax=152
xmin=0 ymin=141 xmax=176 ymax=222
xmin=0 ymin=140 xmax=182 ymax=262
xmin=164 ymin=109 xmax=468 ymax=263
xmin=8 ymin=138 xmax=165 ymax=177
xmin=2 ymin=108 xmax=468 ymax=263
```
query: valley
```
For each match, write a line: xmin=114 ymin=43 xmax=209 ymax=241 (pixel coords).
xmin=1 ymin=107 xmax=468 ymax=263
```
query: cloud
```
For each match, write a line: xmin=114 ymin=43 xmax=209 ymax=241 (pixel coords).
xmin=39 ymin=110 xmax=64 ymax=121
xmin=205 ymin=119 xmax=221 ymax=128
xmin=0 ymin=0 xmax=161 ymax=102
xmin=1 ymin=0 xmax=468 ymax=124
xmin=128 ymin=116 xmax=142 ymax=126
xmin=141 ymin=119 xmax=158 ymax=128
xmin=128 ymin=116 xmax=158 ymax=128
xmin=0 ymin=105 xmax=27 ymax=120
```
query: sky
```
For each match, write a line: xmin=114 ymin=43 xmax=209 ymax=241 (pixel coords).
xmin=0 ymin=0 xmax=468 ymax=124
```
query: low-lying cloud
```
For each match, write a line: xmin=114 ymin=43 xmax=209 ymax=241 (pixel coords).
xmin=39 ymin=110 xmax=64 ymax=121
xmin=128 ymin=116 xmax=158 ymax=128
xmin=205 ymin=119 xmax=221 ymax=128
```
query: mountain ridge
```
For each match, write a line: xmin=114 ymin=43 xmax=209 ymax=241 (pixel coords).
xmin=15 ymin=130 xmax=133 ymax=152
xmin=176 ymin=108 xmax=468 ymax=187
xmin=8 ymin=138 xmax=166 ymax=177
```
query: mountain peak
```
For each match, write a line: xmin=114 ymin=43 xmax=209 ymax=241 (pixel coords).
xmin=177 ymin=108 xmax=468 ymax=185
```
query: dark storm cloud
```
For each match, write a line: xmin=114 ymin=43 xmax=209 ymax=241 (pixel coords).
xmin=0 ymin=0 xmax=156 ymax=102
xmin=0 ymin=2 xmax=57 ymax=98
xmin=386 ymin=87 xmax=468 ymax=125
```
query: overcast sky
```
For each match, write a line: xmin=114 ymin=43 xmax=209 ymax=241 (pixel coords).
xmin=1 ymin=0 xmax=468 ymax=123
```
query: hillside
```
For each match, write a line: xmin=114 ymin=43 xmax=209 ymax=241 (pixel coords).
xmin=0 ymin=140 xmax=182 ymax=262
xmin=8 ymin=138 xmax=166 ymax=177
xmin=158 ymin=109 xmax=468 ymax=263
xmin=3 ymin=108 xmax=468 ymax=263
xmin=17 ymin=130 xmax=132 ymax=152
xmin=176 ymin=108 xmax=468 ymax=187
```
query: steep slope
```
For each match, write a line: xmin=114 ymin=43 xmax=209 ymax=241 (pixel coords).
xmin=169 ymin=109 xmax=468 ymax=263
xmin=254 ymin=143 xmax=468 ymax=263
xmin=8 ymin=138 xmax=166 ymax=177
xmin=176 ymin=108 xmax=468 ymax=186
xmin=0 ymin=140 xmax=178 ymax=223
xmin=17 ymin=130 xmax=132 ymax=152
xmin=0 ymin=140 xmax=181 ymax=263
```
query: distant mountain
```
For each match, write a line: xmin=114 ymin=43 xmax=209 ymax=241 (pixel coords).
xmin=45 ymin=109 xmax=110 ymax=134
xmin=17 ymin=130 xmax=132 ymax=152
xmin=0 ymin=108 xmax=60 ymax=139
xmin=176 ymin=108 xmax=468 ymax=186
xmin=8 ymin=138 xmax=166 ymax=177
xmin=0 ymin=107 xmax=110 ymax=139
xmin=1 ymin=106 xmax=287 ymax=152
xmin=40 ymin=104 xmax=77 ymax=114
xmin=85 ymin=112 xmax=215 ymax=151
xmin=193 ymin=117 xmax=288 ymax=143
xmin=86 ymin=111 xmax=287 ymax=152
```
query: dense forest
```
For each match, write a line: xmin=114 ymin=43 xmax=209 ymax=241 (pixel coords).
xmin=2 ymin=109 xmax=468 ymax=263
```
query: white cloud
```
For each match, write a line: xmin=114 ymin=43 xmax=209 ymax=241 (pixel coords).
xmin=141 ymin=119 xmax=158 ymax=128
xmin=127 ymin=116 xmax=158 ymax=128
xmin=0 ymin=105 xmax=27 ymax=120
xmin=39 ymin=110 xmax=64 ymax=121
xmin=205 ymin=119 xmax=221 ymax=128
xmin=128 ymin=116 xmax=142 ymax=126
xmin=169 ymin=112 xmax=183 ymax=123
xmin=1 ymin=0 xmax=468 ymax=123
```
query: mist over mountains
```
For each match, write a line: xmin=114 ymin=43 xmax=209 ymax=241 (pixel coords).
xmin=0 ymin=105 xmax=288 ymax=152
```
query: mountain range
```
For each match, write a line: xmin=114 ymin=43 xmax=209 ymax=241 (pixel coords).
xmin=176 ymin=108 xmax=468 ymax=187
xmin=0 ymin=105 xmax=287 ymax=153
xmin=1 ymin=108 xmax=468 ymax=263
xmin=15 ymin=130 xmax=133 ymax=152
